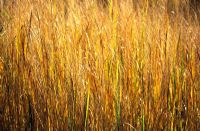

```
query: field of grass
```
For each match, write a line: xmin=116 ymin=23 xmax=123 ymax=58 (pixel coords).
xmin=0 ymin=0 xmax=200 ymax=130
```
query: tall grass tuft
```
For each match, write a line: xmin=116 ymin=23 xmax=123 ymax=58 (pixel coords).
xmin=0 ymin=0 xmax=200 ymax=130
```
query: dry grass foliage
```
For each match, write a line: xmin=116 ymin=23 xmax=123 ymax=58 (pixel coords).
xmin=0 ymin=0 xmax=200 ymax=130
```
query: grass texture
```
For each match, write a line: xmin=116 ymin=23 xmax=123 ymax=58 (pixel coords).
xmin=0 ymin=0 xmax=200 ymax=130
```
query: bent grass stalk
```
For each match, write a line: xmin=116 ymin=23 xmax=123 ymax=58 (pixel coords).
xmin=84 ymin=79 xmax=90 ymax=130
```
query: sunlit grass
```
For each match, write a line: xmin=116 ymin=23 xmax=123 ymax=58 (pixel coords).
xmin=0 ymin=0 xmax=200 ymax=130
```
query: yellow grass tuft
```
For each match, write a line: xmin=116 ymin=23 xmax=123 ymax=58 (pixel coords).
xmin=0 ymin=0 xmax=200 ymax=130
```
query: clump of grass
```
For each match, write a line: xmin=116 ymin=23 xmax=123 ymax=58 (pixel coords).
xmin=0 ymin=0 xmax=200 ymax=130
